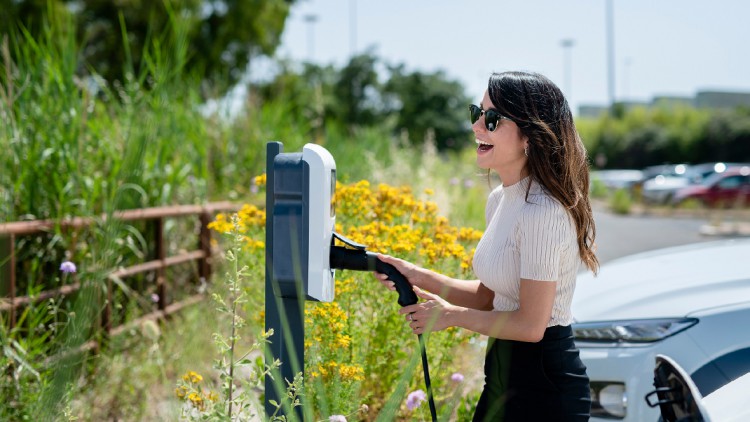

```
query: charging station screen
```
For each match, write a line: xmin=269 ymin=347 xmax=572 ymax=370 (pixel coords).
xmin=330 ymin=169 xmax=336 ymax=217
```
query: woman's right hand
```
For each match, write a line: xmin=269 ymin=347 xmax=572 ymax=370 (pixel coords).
xmin=373 ymin=253 xmax=428 ymax=291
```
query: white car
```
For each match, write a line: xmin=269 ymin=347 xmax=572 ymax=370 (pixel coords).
xmin=591 ymin=169 xmax=644 ymax=190
xmin=646 ymin=354 xmax=750 ymax=422
xmin=641 ymin=175 xmax=691 ymax=204
xmin=571 ymin=239 xmax=750 ymax=421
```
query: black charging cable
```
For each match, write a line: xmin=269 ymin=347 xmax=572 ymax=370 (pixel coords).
xmin=330 ymin=236 xmax=438 ymax=421
xmin=417 ymin=333 xmax=438 ymax=421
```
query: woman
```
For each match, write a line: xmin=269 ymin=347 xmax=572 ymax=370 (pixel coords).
xmin=376 ymin=71 xmax=598 ymax=421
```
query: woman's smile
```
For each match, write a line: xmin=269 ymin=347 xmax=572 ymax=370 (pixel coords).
xmin=476 ymin=139 xmax=494 ymax=154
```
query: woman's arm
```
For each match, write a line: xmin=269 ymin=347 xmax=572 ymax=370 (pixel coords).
xmin=376 ymin=254 xmax=494 ymax=311
xmin=403 ymin=278 xmax=556 ymax=343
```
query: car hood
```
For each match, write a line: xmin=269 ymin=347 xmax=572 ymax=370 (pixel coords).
xmin=572 ymin=239 xmax=750 ymax=322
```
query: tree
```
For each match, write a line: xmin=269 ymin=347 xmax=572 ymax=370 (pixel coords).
xmin=0 ymin=0 xmax=295 ymax=92
xmin=383 ymin=65 xmax=471 ymax=150
xmin=331 ymin=52 xmax=382 ymax=128
xmin=250 ymin=53 xmax=474 ymax=151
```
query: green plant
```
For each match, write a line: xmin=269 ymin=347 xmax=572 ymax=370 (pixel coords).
xmin=175 ymin=214 xmax=281 ymax=420
xmin=207 ymin=180 xmax=482 ymax=420
xmin=675 ymin=198 xmax=703 ymax=211
xmin=609 ymin=189 xmax=632 ymax=215
xmin=1 ymin=7 xmax=490 ymax=418
xmin=589 ymin=177 xmax=609 ymax=200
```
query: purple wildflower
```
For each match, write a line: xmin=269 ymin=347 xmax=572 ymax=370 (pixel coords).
xmin=329 ymin=415 xmax=347 ymax=422
xmin=60 ymin=261 xmax=77 ymax=274
xmin=151 ymin=293 xmax=160 ymax=303
xmin=406 ymin=389 xmax=427 ymax=411
xmin=451 ymin=372 xmax=465 ymax=383
xmin=449 ymin=177 xmax=459 ymax=186
xmin=463 ymin=179 xmax=476 ymax=188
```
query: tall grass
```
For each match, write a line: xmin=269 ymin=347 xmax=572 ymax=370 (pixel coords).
xmin=0 ymin=7 xmax=215 ymax=418
xmin=0 ymin=6 xmax=490 ymax=420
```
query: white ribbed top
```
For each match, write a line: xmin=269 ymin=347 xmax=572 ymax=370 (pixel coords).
xmin=472 ymin=177 xmax=580 ymax=327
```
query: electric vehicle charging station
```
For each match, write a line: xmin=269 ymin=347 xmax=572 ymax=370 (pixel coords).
xmin=264 ymin=141 xmax=336 ymax=419
xmin=264 ymin=141 xmax=435 ymax=421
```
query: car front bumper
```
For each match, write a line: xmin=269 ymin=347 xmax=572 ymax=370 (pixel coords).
xmin=578 ymin=332 xmax=707 ymax=421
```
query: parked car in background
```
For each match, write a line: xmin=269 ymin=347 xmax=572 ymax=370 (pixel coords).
xmin=641 ymin=162 xmax=749 ymax=205
xmin=634 ymin=164 xmax=689 ymax=203
xmin=641 ymin=174 xmax=692 ymax=204
xmin=672 ymin=166 xmax=750 ymax=207
xmin=683 ymin=162 xmax=745 ymax=185
xmin=591 ymin=169 xmax=644 ymax=190
xmin=572 ymin=239 xmax=750 ymax=421
xmin=641 ymin=164 xmax=690 ymax=179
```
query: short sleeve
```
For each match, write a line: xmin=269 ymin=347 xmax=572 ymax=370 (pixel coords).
xmin=518 ymin=198 xmax=573 ymax=281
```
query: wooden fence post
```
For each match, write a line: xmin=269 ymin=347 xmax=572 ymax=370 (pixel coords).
xmin=199 ymin=212 xmax=211 ymax=283
xmin=0 ymin=234 xmax=16 ymax=330
xmin=102 ymin=277 xmax=112 ymax=336
xmin=155 ymin=217 xmax=166 ymax=312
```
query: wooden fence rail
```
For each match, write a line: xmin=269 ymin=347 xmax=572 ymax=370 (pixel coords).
xmin=0 ymin=202 xmax=243 ymax=339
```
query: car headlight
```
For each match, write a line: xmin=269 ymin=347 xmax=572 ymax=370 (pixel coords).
xmin=572 ymin=318 xmax=698 ymax=344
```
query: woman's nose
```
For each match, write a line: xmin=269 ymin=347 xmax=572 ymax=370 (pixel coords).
xmin=472 ymin=118 xmax=485 ymax=135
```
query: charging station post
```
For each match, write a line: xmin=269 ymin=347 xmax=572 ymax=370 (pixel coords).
xmin=264 ymin=141 xmax=336 ymax=420
xmin=264 ymin=141 xmax=435 ymax=421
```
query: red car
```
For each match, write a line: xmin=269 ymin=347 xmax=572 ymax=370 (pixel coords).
xmin=673 ymin=166 xmax=750 ymax=207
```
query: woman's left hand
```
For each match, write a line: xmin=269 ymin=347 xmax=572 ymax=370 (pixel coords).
xmin=399 ymin=287 xmax=461 ymax=335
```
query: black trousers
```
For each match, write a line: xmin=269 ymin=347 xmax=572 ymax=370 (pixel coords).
xmin=473 ymin=325 xmax=591 ymax=422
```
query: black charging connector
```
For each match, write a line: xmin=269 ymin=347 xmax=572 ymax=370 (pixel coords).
xmin=330 ymin=232 xmax=418 ymax=306
xmin=330 ymin=232 xmax=438 ymax=422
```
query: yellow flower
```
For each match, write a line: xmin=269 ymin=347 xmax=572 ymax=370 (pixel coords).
xmin=206 ymin=390 xmax=219 ymax=402
xmin=254 ymin=173 xmax=267 ymax=187
xmin=175 ymin=386 xmax=188 ymax=399
xmin=183 ymin=371 xmax=203 ymax=384
xmin=338 ymin=363 xmax=365 ymax=381
xmin=188 ymin=392 xmax=204 ymax=410
xmin=237 ymin=204 xmax=266 ymax=228
xmin=207 ymin=214 xmax=233 ymax=234
xmin=336 ymin=334 xmax=352 ymax=348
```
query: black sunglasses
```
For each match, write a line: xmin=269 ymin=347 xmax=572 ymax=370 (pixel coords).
xmin=469 ymin=104 xmax=511 ymax=132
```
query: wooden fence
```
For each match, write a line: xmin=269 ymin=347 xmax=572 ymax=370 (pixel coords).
xmin=0 ymin=202 xmax=243 ymax=351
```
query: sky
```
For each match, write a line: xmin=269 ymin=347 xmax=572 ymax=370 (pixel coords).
xmin=273 ymin=0 xmax=750 ymax=115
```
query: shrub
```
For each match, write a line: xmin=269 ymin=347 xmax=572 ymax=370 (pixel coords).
xmin=609 ymin=189 xmax=632 ymax=215
xmin=202 ymin=179 xmax=482 ymax=420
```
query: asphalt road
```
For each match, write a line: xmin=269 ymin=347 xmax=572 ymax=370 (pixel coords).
xmin=592 ymin=208 xmax=734 ymax=264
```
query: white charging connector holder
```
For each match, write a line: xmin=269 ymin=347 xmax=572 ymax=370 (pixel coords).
xmin=302 ymin=143 xmax=336 ymax=302
xmin=269 ymin=142 xmax=336 ymax=303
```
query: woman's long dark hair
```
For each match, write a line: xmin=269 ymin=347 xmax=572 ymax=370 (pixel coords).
xmin=488 ymin=71 xmax=599 ymax=274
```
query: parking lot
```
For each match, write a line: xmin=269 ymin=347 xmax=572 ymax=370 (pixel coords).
xmin=591 ymin=205 xmax=736 ymax=264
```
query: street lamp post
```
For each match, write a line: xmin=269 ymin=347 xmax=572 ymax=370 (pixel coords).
xmin=623 ymin=57 xmax=632 ymax=100
xmin=304 ymin=14 xmax=318 ymax=62
xmin=605 ymin=0 xmax=616 ymax=112
xmin=349 ymin=0 xmax=357 ymax=56
xmin=560 ymin=38 xmax=575 ymax=100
